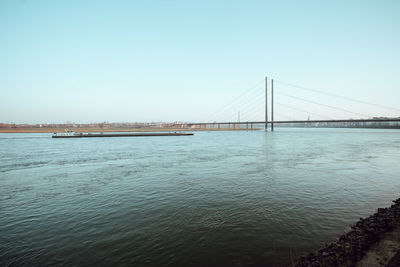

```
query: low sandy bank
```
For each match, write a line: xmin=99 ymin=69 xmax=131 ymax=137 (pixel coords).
xmin=0 ymin=127 xmax=257 ymax=133
xmin=295 ymin=198 xmax=400 ymax=266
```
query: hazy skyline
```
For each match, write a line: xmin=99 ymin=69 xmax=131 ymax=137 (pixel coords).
xmin=1 ymin=0 xmax=399 ymax=123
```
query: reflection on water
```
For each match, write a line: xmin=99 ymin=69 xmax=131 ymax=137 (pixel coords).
xmin=1 ymin=128 xmax=400 ymax=266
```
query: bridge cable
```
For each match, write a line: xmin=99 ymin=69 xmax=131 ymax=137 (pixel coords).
xmin=276 ymin=91 xmax=371 ymax=118
xmin=205 ymin=86 xmax=264 ymax=122
xmin=275 ymin=80 xmax=400 ymax=112
xmin=275 ymin=101 xmax=334 ymax=120
xmin=211 ymin=89 xmax=265 ymax=122
xmin=233 ymin=91 xmax=265 ymax=119
xmin=201 ymin=79 xmax=264 ymax=122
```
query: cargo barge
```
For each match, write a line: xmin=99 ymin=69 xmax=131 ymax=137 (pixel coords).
xmin=52 ymin=131 xmax=194 ymax=138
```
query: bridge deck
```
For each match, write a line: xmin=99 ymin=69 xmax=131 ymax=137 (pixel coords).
xmin=185 ymin=118 xmax=400 ymax=125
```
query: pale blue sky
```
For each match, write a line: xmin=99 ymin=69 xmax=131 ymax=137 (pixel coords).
xmin=1 ymin=0 xmax=399 ymax=123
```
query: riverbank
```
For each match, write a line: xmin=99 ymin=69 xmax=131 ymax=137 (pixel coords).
xmin=295 ymin=198 xmax=400 ymax=266
xmin=0 ymin=127 xmax=257 ymax=133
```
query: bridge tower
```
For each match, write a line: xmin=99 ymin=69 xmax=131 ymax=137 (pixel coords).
xmin=265 ymin=76 xmax=268 ymax=131
xmin=271 ymin=79 xmax=274 ymax=131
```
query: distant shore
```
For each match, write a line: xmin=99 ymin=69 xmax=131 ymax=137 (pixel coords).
xmin=295 ymin=198 xmax=400 ymax=266
xmin=0 ymin=127 xmax=258 ymax=133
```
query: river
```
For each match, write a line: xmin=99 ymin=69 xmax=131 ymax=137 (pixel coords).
xmin=1 ymin=128 xmax=399 ymax=266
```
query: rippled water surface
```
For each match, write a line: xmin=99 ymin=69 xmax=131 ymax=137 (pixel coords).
xmin=1 ymin=128 xmax=400 ymax=266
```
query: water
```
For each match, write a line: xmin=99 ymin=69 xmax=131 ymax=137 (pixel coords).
xmin=1 ymin=128 xmax=400 ymax=266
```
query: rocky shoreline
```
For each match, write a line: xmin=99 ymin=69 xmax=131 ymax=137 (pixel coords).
xmin=295 ymin=198 xmax=400 ymax=266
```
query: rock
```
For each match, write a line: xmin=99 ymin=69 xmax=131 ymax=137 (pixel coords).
xmin=295 ymin=197 xmax=400 ymax=267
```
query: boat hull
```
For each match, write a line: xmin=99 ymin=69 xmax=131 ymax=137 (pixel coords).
xmin=52 ymin=133 xmax=194 ymax=138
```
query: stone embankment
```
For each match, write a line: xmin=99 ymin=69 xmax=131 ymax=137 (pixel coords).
xmin=296 ymin=198 xmax=400 ymax=266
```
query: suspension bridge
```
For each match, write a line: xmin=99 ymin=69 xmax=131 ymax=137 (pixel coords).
xmin=171 ymin=77 xmax=400 ymax=131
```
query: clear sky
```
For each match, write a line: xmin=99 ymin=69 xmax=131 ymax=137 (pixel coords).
xmin=1 ymin=0 xmax=399 ymax=123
